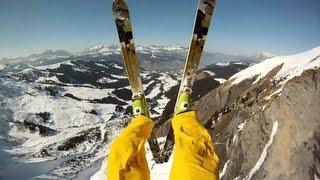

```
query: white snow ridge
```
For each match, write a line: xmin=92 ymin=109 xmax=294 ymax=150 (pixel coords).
xmin=230 ymin=46 xmax=320 ymax=86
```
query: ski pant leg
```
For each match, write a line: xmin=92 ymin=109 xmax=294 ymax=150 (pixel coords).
xmin=107 ymin=115 xmax=153 ymax=180
xmin=170 ymin=111 xmax=220 ymax=180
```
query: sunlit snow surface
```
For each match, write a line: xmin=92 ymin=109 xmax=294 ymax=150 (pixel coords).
xmin=0 ymin=58 xmax=180 ymax=179
xmin=0 ymin=64 xmax=6 ymax=70
xmin=230 ymin=46 xmax=320 ymax=86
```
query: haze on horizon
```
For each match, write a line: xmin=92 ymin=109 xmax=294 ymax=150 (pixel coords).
xmin=0 ymin=0 xmax=319 ymax=59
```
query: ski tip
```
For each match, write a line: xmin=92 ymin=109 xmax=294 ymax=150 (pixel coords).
xmin=112 ymin=0 xmax=129 ymax=20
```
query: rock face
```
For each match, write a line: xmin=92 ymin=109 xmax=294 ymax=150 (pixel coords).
xmin=196 ymin=47 xmax=320 ymax=179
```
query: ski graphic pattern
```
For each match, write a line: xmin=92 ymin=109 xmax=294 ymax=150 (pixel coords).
xmin=112 ymin=0 xmax=161 ymax=162
xmin=160 ymin=0 xmax=216 ymax=162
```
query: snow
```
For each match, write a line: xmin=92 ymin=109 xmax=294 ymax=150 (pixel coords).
xmin=146 ymin=84 xmax=161 ymax=99
xmin=63 ymin=86 xmax=114 ymax=100
xmin=90 ymin=158 xmax=107 ymax=180
xmin=264 ymin=87 xmax=282 ymax=100
xmin=146 ymin=143 xmax=174 ymax=180
xmin=215 ymin=78 xmax=227 ymax=84
xmin=237 ymin=121 xmax=247 ymax=131
xmin=233 ymin=121 xmax=247 ymax=145
xmin=110 ymin=74 xmax=127 ymax=79
xmin=216 ymin=62 xmax=230 ymax=66
xmin=245 ymin=121 xmax=279 ymax=180
xmin=97 ymin=77 xmax=118 ymax=84
xmin=91 ymin=143 xmax=174 ymax=180
xmin=230 ymin=46 xmax=320 ymax=86
xmin=219 ymin=160 xmax=230 ymax=179
xmin=36 ymin=76 xmax=62 ymax=84
xmin=83 ymin=45 xmax=120 ymax=56
xmin=163 ymin=45 xmax=185 ymax=52
xmin=35 ymin=174 xmax=60 ymax=179
xmin=36 ymin=61 xmax=74 ymax=70
xmin=7 ymin=90 xmax=115 ymax=129
xmin=153 ymin=95 xmax=170 ymax=115
xmin=158 ymin=73 xmax=178 ymax=91
xmin=95 ymin=63 xmax=108 ymax=68
xmin=203 ymin=70 xmax=215 ymax=76
xmin=150 ymin=155 xmax=173 ymax=180
xmin=111 ymin=63 xmax=123 ymax=69
xmin=0 ymin=64 xmax=6 ymax=70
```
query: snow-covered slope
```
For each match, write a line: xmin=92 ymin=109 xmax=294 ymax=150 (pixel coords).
xmin=195 ymin=46 xmax=320 ymax=180
xmin=230 ymin=46 xmax=320 ymax=93
xmin=0 ymin=52 xmax=248 ymax=179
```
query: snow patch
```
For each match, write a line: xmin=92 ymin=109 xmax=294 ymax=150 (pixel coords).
xmin=63 ymin=86 xmax=113 ymax=100
xmin=97 ymin=77 xmax=117 ymax=84
xmin=36 ymin=61 xmax=74 ymax=70
xmin=203 ymin=70 xmax=215 ymax=76
xmin=219 ymin=160 xmax=230 ymax=179
xmin=158 ymin=73 xmax=178 ymax=91
xmin=153 ymin=95 xmax=170 ymax=116
xmin=245 ymin=121 xmax=279 ymax=180
xmin=111 ymin=63 xmax=123 ymax=69
xmin=216 ymin=62 xmax=230 ymax=66
xmin=0 ymin=64 xmax=6 ymax=70
xmin=146 ymin=84 xmax=161 ymax=99
xmin=215 ymin=78 xmax=227 ymax=84
xmin=110 ymin=74 xmax=127 ymax=79
xmin=264 ymin=87 xmax=282 ymax=100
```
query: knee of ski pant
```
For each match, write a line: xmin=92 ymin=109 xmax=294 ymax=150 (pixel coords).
xmin=109 ymin=115 xmax=154 ymax=152
xmin=171 ymin=111 xmax=212 ymax=141
xmin=170 ymin=111 xmax=220 ymax=179
xmin=107 ymin=115 xmax=153 ymax=180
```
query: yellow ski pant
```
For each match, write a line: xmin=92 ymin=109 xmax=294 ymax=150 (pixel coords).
xmin=107 ymin=111 xmax=219 ymax=180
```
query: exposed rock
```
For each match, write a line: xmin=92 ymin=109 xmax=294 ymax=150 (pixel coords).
xmin=196 ymin=67 xmax=320 ymax=179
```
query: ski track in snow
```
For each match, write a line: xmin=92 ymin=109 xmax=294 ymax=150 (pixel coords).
xmin=245 ymin=121 xmax=279 ymax=180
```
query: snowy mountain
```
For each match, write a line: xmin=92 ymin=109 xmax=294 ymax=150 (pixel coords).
xmin=82 ymin=44 xmax=262 ymax=67
xmin=92 ymin=47 xmax=320 ymax=179
xmin=249 ymin=51 xmax=276 ymax=62
xmin=0 ymin=49 xmax=248 ymax=179
xmin=0 ymin=50 xmax=73 ymax=64
xmin=194 ymin=46 xmax=320 ymax=179
xmin=2 ymin=44 xmax=318 ymax=180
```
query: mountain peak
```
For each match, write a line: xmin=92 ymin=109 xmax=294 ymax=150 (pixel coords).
xmin=249 ymin=51 xmax=277 ymax=62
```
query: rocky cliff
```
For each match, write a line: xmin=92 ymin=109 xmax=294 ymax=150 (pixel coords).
xmin=196 ymin=47 xmax=320 ymax=179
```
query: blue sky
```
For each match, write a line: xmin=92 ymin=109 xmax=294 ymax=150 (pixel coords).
xmin=0 ymin=0 xmax=319 ymax=59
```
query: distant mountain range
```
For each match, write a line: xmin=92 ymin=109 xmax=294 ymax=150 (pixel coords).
xmin=1 ymin=43 xmax=318 ymax=179
xmin=0 ymin=45 xmax=276 ymax=68
xmin=0 ymin=50 xmax=73 ymax=64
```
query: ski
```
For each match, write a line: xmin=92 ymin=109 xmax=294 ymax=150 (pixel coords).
xmin=112 ymin=0 xmax=161 ymax=162
xmin=160 ymin=0 xmax=217 ymax=162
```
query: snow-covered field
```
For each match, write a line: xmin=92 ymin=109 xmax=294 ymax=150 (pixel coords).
xmin=0 ymin=57 xmax=182 ymax=179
